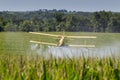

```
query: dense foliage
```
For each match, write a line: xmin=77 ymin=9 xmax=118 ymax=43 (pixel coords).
xmin=0 ymin=9 xmax=120 ymax=32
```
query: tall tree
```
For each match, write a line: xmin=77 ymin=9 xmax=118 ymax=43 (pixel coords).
xmin=93 ymin=11 xmax=112 ymax=32
xmin=20 ymin=20 xmax=33 ymax=32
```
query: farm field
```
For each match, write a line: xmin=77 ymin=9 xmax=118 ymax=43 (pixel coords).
xmin=0 ymin=32 xmax=120 ymax=79
xmin=0 ymin=32 xmax=120 ymax=54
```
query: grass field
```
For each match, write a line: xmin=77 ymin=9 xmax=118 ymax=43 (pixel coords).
xmin=0 ymin=32 xmax=120 ymax=54
xmin=0 ymin=32 xmax=120 ymax=80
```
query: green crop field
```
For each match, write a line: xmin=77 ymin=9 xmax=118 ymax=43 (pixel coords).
xmin=0 ymin=32 xmax=120 ymax=80
xmin=0 ymin=32 xmax=120 ymax=54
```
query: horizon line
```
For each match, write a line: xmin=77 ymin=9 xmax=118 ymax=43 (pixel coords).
xmin=0 ymin=9 xmax=119 ymax=13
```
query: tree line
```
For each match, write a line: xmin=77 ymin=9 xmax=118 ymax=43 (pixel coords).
xmin=0 ymin=9 xmax=120 ymax=32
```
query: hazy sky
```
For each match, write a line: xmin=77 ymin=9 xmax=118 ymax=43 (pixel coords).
xmin=0 ymin=0 xmax=120 ymax=12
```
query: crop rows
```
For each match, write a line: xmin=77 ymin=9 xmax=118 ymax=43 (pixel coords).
xmin=0 ymin=54 xmax=120 ymax=80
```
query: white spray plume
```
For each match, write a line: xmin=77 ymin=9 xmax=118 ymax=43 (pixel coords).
xmin=30 ymin=41 xmax=120 ymax=59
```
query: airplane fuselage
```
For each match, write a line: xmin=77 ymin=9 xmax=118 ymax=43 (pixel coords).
xmin=58 ymin=36 xmax=65 ymax=46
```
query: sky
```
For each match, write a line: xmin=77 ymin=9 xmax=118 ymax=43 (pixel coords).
xmin=0 ymin=0 xmax=120 ymax=12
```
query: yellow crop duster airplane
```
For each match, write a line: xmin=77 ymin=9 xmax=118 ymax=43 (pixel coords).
xmin=29 ymin=32 xmax=97 ymax=48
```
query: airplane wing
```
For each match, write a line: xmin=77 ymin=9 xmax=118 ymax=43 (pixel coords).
xmin=66 ymin=36 xmax=97 ymax=39
xmin=29 ymin=32 xmax=97 ymax=39
xmin=68 ymin=44 xmax=95 ymax=48
xmin=30 ymin=40 xmax=57 ymax=46
xmin=29 ymin=32 xmax=61 ymax=37
xmin=30 ymin=40 xmax=95 ymax=48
